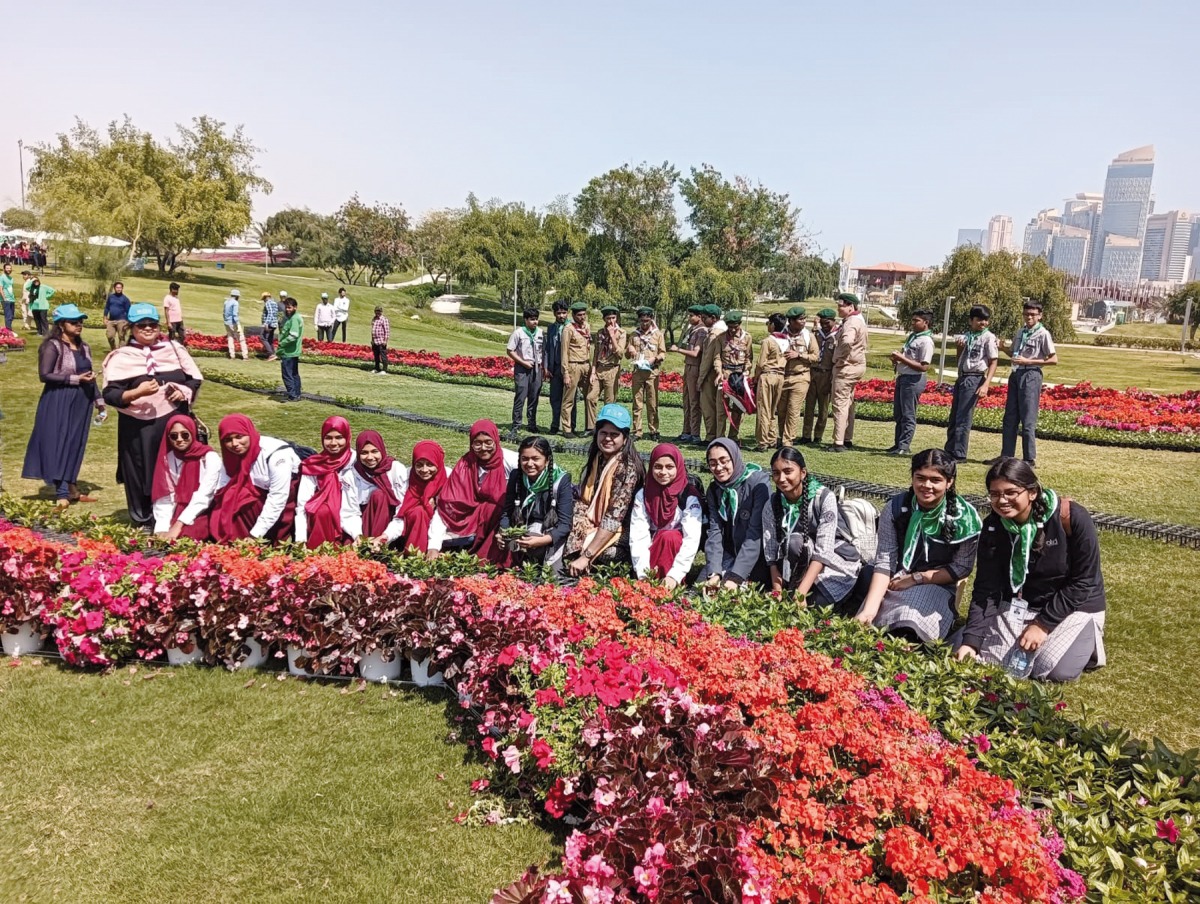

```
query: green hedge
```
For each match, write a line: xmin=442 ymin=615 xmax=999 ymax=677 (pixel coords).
xmin=1092 ymin=334 xmax=1197 ymax=352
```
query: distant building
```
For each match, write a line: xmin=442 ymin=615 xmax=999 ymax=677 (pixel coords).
xmin=1141 ymin=211 xmax=1193 ymax=283
xmin=983 ymin=215 xmax=1014 ymax=254
xmin=1048 ymin=226 xmax=1090 ymax=279
xmin=1062 ymin=193 xmax=1103 ymax=274
xmin=1023 ymin=208 xmax=1062 ymax=258
xmin=1099 ymin=235 xmax=1144 ymax=284
xmin=854 ymin=261 xmax=927 ymax=296
xmin=1089 ymin=145 xmax=1155 ymax=281
xmin=956 ymin=228 xmax=984 ymax=249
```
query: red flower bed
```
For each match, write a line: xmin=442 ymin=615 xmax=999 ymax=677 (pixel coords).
xmin=0 ymin=327 xmax=26 ymax=349
xmin=855 ymin=378 xmax=1200 ymax=436
xmin=0 ymin=521 xmax=1082 ymax=902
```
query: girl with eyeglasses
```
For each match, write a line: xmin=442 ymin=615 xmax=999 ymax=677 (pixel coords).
xmin=854 ymin=449 xmax=982 ymax=642
xmin=701 ymin=437 xmax=771 ymax=591
xmin=954 ymin=458 xmax=1106 ymax=681
xmin=151 ymin=414 xmax=221 ymax=541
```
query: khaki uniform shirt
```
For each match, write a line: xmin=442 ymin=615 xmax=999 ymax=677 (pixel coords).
xmin=627 ymin=326 xmax=667 ymax=375
xmin=594 ymin=326 xmax=627 ymax=368
xmin=833 ymin=313 xmax=868 ymax=370
xmin=562 ymin=323 xmax=593 ymax=368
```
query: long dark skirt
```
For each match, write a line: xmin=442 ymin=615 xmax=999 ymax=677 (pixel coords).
xmin=116 ymin=413 xmax=171 ymax=528
xmin=22 ymin=380 xmax=95 ymax=491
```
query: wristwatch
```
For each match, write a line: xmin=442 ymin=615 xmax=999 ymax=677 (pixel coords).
xmin=912 ymin=571 xmax=926 ymax=584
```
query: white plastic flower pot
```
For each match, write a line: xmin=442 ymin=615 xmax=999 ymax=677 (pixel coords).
xmin=2 ymin=621 xmax=44 ymax=657
xmin=409 ymin=655 xmax=444 ymax=687
xmin=359 ymin=647 xmax=402 ymax=682
xmin=287 ymin=644 xmax=317 ymax=677
xmin=165 ymin=634 xmax=205 ymax=666
xmin=233 ymin=638 xmax=268 ymax=671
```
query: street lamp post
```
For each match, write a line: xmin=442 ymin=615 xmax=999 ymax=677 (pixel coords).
xmin=937 ymin=296 xmax=955 ymax=384
xmin=512 ymin=269 xmax=523 ymax=328
xmin=17 ymin=139 xmax=25 ymax=209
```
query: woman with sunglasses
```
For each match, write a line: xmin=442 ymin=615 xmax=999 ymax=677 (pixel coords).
xmin=955 ymin=458 xmax=1106 ymax=681
xmin=102 ymin=303 xmax=204 ymax=530
xmin=151 ymin=414 xmax=221 ymax=540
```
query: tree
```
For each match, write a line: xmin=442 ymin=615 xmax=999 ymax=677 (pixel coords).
xmin=760 ymin=251 xmax=839 ymax=302
xmin=680 ymin=164 xmax=797 ymax=272
xmin=332 ymin=196 xmax=412 ymax=287
xmin=28 ymin=116 xmax=270 ymax=273
xmin=898 ymin=247 xmax=1074 ymax=341
xmin=450 ymin=196 xmax=552 ymax=313
xmin=1165 ymin=282 xmax=1200 ymax=341
xmin=409 ymin=209 xmax=462 ymax=287
xmin=1 ymin=207 xmax=37 ymax=230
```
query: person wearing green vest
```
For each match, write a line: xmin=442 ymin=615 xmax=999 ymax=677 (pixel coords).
xmin=28 ymin=277 xmax=56 ymax=337
xmin=277 ymin=296 xmax=304 ymax=402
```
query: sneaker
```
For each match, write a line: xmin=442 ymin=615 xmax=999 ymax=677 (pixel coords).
xmin=830 ymin=445 xmax=847 ymax=453
xmin=888 ymin=448 xmax=909 ymax=457
xmin=844 ymin=441 xmax=855 ymax=449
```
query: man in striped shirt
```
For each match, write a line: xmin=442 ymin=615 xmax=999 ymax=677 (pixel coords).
xmin=371 ymin=306 xmax=391 ymax=374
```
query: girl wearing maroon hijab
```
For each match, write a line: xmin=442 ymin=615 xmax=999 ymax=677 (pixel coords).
xmin=295 ymin=416 xmax=355 ymax=548
xmin=429 ymin=419 xmax=516 ymax=562
xmin=210 ymin=414 xmax=303 ymax=543
xmin=629 ymin=443 xmax=704 ymax=590
xmin=397 ymin=441 xmax=447 ymax=554
xmin=151 ymin=413 xmax=221 ymax=541
xmin=343 ymin=430 xmax=409 ymax=545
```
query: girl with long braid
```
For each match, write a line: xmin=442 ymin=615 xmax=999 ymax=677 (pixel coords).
xmin=762 ymin=447 xmax=869 ymax=609
xmin=854 ymin=449 xmax=982 ymax=642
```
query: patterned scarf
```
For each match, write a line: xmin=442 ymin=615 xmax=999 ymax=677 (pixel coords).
xmin=999 ymin=489 xmax=1058 ymax=594
xmin=1014 ymin=322 xmax=1044 ymax=357
xmin=131 ymin=337 xmax=168 ymax=376
xmin=520 ymin=464 xmax=566 ymax=516
xmin=900 ymin=491 xmax=983 ymax=571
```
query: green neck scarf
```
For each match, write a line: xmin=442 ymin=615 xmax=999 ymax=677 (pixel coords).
xmin=999 ymin=488 xmax=1057 ymax=594
xmin=522 ymin=464 xmax=564 ymax=501
xmin=780 ymin=476 xmax=824 ymax=536
xmin=903 ymin=329 xmax=933 ymax=355
xmin=1014 ymin=322 xmax=1043 ymax=351
xmin=900 ymin=491 xmax=983 ymax=571
xmin=717 ymin=462 xmax=762 ymax=522
xmin=522 ymin=325 xmax=539 ymax=341
xmin=962 ymin=327 xmax=990 ymax=357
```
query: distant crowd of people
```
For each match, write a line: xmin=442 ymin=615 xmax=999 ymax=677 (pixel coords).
xmin=0 ymin=240 xmax=47 ymax=269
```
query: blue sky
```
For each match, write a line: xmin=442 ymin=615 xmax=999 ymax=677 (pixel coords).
xmin=3 ymin=0 xmax=1197 ymax=267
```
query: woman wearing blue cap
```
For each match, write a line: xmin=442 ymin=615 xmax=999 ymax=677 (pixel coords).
xmin=102 ymin=302 xmax=204 ymax=529
xmin=22 ymin=304 xmax=105 ymax=507
xmin=564 ymin=403 xmax=644 ymax=577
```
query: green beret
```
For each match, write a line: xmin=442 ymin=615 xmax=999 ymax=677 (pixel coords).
xmin=818 ymin=308 xmax=836 ymax=319
xmin=786 ymin=306 xmax=807 ymax=319
xmin=686 ymin=304 xmax=704 ymax=315
xmin=636 ymin=306 xmax=654 ymax=317
xmin=569 ymin=301 xmax=588 ymax=312
xmin=705 ymin=304 xmax=722 ymax=318
xmin=835 ymin=292 xmax=861 ymax=307
xmin=600 ymin=305 xmax=619 ymax=316
xmin=724 ymin=311 xmax=744 ymax=324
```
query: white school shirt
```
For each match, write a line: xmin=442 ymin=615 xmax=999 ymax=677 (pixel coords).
xmin=428 ymin=448 xmax=519 ymax=551
xmin=341 ymin=460 xmax=411 ymax=541
xmin=214 ymin=436 xmax=302 ymax=539
xmin=628 ymin=489 xmax=704 ymax=585
xmin=333 ymin=296 xmax=350 ymax=322
xmin=152 ymin=449 xmax=222 ymax=533
xmin=294 ymin=454 xmax=358 ymax=544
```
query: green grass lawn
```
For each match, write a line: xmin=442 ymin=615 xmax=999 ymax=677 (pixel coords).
xmin=0 ymin=661 xmax=557 ymax=903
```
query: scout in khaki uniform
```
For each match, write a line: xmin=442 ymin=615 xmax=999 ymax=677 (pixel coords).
xmin=697 ymin=305 xmax=724 ymax=443
xmin=560 ymin=301 xmax=598 ymax=436
xmin=670 ymin=305 xmax=707 ymax=443
xmin=802 ymin=307 xmax=839 ymax=444
xmin=754 ymin=312 xmax=789 ymax=451
xmin=777 ymin=305 xmax=819 ymax=447
xmin=830 ymin=293 xmax=868 ymax=452
xmin=717 ymin=311 xmax=753 ymax=442
xmin=627 ymin=306 xmax=667 ymax=439
xmin=593 ymin=306 xmax=627 ymax=405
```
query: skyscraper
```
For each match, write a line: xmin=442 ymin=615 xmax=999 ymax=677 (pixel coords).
xmin=1048 ymin=227 xmax=1090 ymax=279
xmin=956 ymin=228 xmax=984 ymax=249
xmin=1023 ymin=208 xmax=1062 ymax=258
xmin=1062 ymin=193 xmax=1103 ymax=275
xmin=1141 ymin=211 xmax=1193 ymax=282
xmin=1089 ymin=145 xmax=1155 ymax=283
xmin=984 ymin=215 xmax=1014 ymax=254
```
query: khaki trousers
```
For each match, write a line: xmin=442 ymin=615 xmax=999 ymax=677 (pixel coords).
xmin=561 ymin=362 xmax=598 ymax=434
xmin=831 ymin=365 xmax=864 ymax=445
xmin=630 ymin=369 xmax=659 ymax=435
xmin=700 ymin=373 xmax=721 ymax=442
xmin=226 ymin=323 xmax=248 ymax=360
xmin=682 ymin=366 xmax=701 ymax=436
xmin=596 ymin=365 xmax=621 ymax=405
xmin=777 ymin=373 xmax=810 ymax=447
xmin=755 ymin=372 xmax=784 ymax=448
xmin=802 ymin=370 xmax=833 ymax=442
xmin=105 ymin=318 xmax=130 ymax=350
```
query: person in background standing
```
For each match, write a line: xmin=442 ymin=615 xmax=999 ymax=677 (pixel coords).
xmin=259 ymin=292 xmax=279 ymax=360
xmin=989 ymin=301 xmax=1057 ymax=468
xmin=332 ymin=287 xmax=350 ymax=342
xmin=627 ymin=306 xmax=666 ymax=441
xmin=20 ymin=270 xmax=34 ymax=331
xmin=697 ymin=306 xmax=723 ymax=443
xmin=886 ymin=308 xmax=935 ymax=456
xmin=542 ymin=299 xmax=571 ymax=435
xmin=22 ymin=304 xmax=105 ymax=507
xmin=754 ymin=313 xmax=789 ymax=452
xmin=829 ymin=293 xmax=868 ymax=453
xmin=162 ymin=282 xmax=185 ymax=345
xmin=103 ymin=281 xmax=132 ymax=350
xmin=778 ymin=306 xmax=818 ymax=448
xmin=506 ymin=307 xmax=544 ymax=439
xmin=222 ymin=289 xmax=249 ymax=360
xmin=801 ymin=308 xmax=838 ymax=445
xmin=277 ymin=296 xmax=303 ymax=402
xmin=593 ymin=306 xmax=627 ymax=406
xmin=670 ymin=304 xmax=707 ymax=444
xmin=560 ymin=301 xmax=597 ymax=437
xmin=945 ymin=304 xmax=999 ymax=462
xmin=314 ymin=293 xmax=335 ymax=342
xmin=716 ymin=311 xmax=753 ymax=442
xmin=28 ymin=277 xmax=55 ymax=337
xmin=1 ymin=262 xmax=17 ymax=331
xmin=370 ymin=306 xmax=390 ymax=374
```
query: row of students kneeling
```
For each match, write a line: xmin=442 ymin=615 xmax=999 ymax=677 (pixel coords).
xmin=151 ymin=402 xmax=1106 ymax=683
